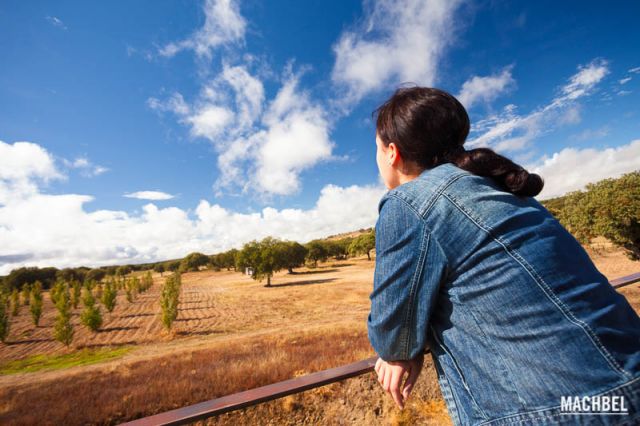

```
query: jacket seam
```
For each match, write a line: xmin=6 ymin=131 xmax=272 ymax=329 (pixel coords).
xmin=387 ymin=192 xmax=452 ymax=271
xmin=383 ymin=195 xmax=430 ymax=359
xmin=442 ymin=191 xmax=632 ymax=380
xmin=431 ymin=325 xmax=490 ymax=421
xmin=430 ymin=339 xmax=464 ymax=425
xmin=439 ymin=356 xmax=464 ymax=426
xmin=381 ymin=170 xmax=468 ymax=218
xmin=434 ymin=350 xmax=464 ymax=426
xmin=384 ymin=193 xmax=453 ymax=360
xmin=401 ymin=229 xmax=429 ymax=359
xmin=419 ymin=172 xmax=470 ymax=218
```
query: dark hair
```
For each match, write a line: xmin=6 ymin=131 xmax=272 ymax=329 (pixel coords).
xmin=375 ymin=86 xmax=544 ymax=197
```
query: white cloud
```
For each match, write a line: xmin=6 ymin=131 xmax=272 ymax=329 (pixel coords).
xmin=147 ymin=93 xmax=190 ymax=115
xmin=150 ymin=1 xmax=335 ymax=197
xmin=194 ymin=184 xmax=384 ymax=249
xmin=628 ymin=66 xmax=640 ymax=74
xmin=93 ymin=166 xmax=109 ymax=176
xmin=467 ymin=59 xmax=609 ymax=152
xmin=63 ymin=156 xmax=109 ymax=177
xmin=0 ymin=141 xmax=61 ymax=183
xmin=149 ymin=64 xmax=262 ymax=143
xmin=124 ymin=191 xmax=175 ymax=201
xmin=251 ymin=74 xmax=334 ymax=195
xmin=217 ymin=64 xmax=265 ymax=130
xmin=619 ymin=77 xmax=632 ymax=85
xmin=469 ymin=104 xmax=542 ymax=152
xmin=0 ymin=141 xmax=385 ymax=275
xmin=570 ymin=126 xmax=609 ymax=142
xmin=456 ymin=66 xmax=516 ymax=109
xmin=554 ymin=58 xmax=609 ymax=104
xmin=158 ymin=0 xmax=246 ymax=59
xmin=557 ymin=105 xmax=581 ymax=125
xmin=331 ymin=0 xmax=463 ymax=107
xmin=617 ymin=90 xmax=631 ymax=96
xmin=186 ymin=105 xmax=235 ymax=140
xmin=150 ymin=67 xmax=335 ymax=196
xmin=0 ymin=140 xmax=63 ymax=203
xmin=72 ymin=158 xmax=89 ymax=168
xmin=528 ymin=139 xmax=640 ymax=200
xmin=46 ymin=16 xmax=67 ymax=30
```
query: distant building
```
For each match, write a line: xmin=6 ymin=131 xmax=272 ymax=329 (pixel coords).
xmin=245 ymin=267 xmax=254 ymax=276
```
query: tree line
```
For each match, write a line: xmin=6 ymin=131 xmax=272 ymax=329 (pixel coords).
xmin=541 ymin=170 xmax=640 ymax=260
xmin=0 ymin=229 xmax=376 ymax=293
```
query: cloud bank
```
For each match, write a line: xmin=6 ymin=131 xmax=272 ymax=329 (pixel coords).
xmin=529 ymin=139 xmax=640 ymax=200
xmin=0 ymin=140 xmax=384 ymax=275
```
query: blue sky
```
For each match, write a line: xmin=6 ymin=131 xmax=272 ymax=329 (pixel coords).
xmin=1 ymin=0 xmax=639 ymax=273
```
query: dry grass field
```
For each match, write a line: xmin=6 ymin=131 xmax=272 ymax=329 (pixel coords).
xmin=0 ymin=244 xmax=638 ymax=425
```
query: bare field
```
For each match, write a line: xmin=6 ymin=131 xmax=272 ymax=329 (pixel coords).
xmin=0 ymin=249 xmax=638 ymax=425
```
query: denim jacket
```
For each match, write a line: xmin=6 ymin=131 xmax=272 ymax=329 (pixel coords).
xmin=367 ymin=162 xmax=640 ymax=425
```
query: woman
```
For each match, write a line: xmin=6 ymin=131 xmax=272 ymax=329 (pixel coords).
xmin=368 ymin=86 xmax=640 ymax=425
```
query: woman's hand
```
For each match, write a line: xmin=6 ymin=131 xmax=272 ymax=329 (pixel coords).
xmin=374 ymin=352 xmax=424 ymax=410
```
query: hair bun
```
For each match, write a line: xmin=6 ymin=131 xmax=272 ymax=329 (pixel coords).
xmin=505 ymin=169 xmax=544 ymax=197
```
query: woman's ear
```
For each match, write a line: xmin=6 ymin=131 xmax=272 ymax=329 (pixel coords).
xmin=387 ymin=142 xmax=401 ymax=167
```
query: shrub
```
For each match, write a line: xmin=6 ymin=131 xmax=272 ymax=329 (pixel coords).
xmin=0 ymin=293 xmax=9 ymax=342
xmin=125 ymin=277 xmax=138 ymax=303
xmin=542 ymin=170 xmax=640 ymax=259
xmin=80 ymin=288 xmax=102 ymax=332
xmin=160 ymin=272 xmax=181 ymax=330
xmin=71 ymin=280 xmax=82 ymax=309
xmin=237 ymin=238 xmax=287 ymax=287
xmin=179 ymin=252 xmax=209 ymax=272
xmin=305 ymin=241 xmax=329 ymax=267
xmin=101 ymin=279 xmax=117 ymax=313
xmin=11 ymin=288 xmax=19 ymax=316
xmin=153 ymin=263 xmax=165 ymax=276
xmin=348 ymin=231 xmax=376 ymax=261
xmin=53 ymin=286 xmax=74 ymax=346
xmin=21 ymin=283 xmax=31 ymax=306
xmin=50 ymin=280 xmax=66 ymax=305
xmin=30 ymin=281 xmax=43 ymax=326
xmin=140 ymin=271 xmax=153 ymax=292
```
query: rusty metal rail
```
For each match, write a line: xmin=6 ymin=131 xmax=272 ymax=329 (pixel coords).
xmin=609 ymin=271 xmax=640 ymax=288
xmin=121 ymin=272 xmax=640 ymax=426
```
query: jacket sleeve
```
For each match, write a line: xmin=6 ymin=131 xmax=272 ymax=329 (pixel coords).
xmin=367 ymin=195 xmax=448 ymax=362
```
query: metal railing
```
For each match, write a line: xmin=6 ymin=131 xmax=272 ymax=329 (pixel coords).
xmin=121 ymin=271 xmax=640 ymax=426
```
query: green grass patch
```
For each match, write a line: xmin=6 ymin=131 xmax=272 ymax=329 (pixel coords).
xmin=0 ymin=346 xmax=132 ymax=375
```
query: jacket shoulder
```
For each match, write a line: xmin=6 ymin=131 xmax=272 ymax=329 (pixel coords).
xmin=378 ymin=163 xmax=470 ymax=217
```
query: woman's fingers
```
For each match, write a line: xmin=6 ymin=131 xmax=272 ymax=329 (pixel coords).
xmin=375 ymin=359 xmax=414 ymax=410
xmin=388 ymin=367 xmax=405 ymax=409
xmin=402 ymin=363 xmax=420 ymax=400
xmin=383 ymin=363 xmax=392 ymax=392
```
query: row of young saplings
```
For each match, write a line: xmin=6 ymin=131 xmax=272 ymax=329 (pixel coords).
xmin=0 ymin=271 xmax=182 ymax=345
